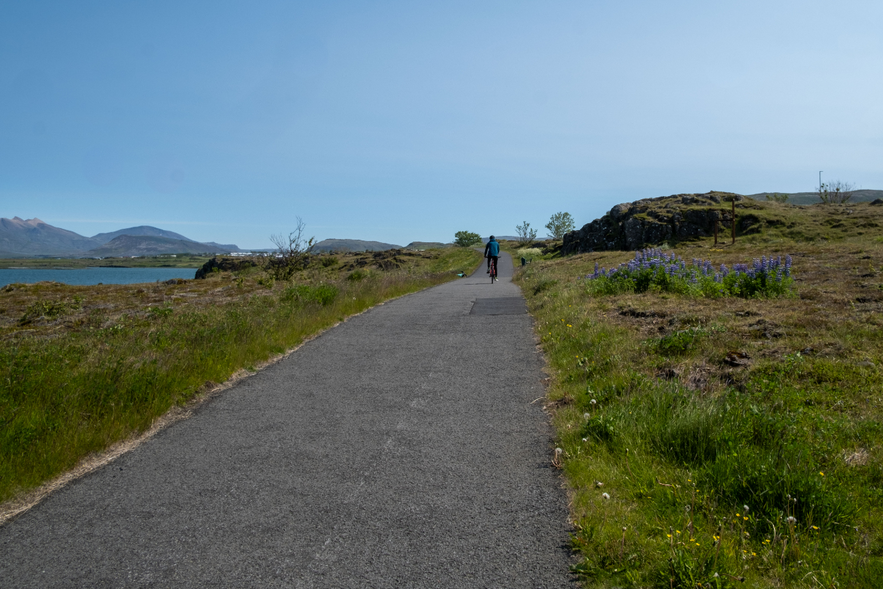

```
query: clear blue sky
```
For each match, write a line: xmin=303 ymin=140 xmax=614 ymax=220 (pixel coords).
xmin=2 ymin=1 xmax=881 ymax=249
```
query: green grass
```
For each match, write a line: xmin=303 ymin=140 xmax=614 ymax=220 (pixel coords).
xmin=515 ymin=234 xmax=883 ymax=588
xmin=0 ymin=247 xmax=481 ymax=504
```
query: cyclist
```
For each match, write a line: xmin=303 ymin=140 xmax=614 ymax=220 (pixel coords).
xmin=484 ymin=235 xmax=500 ymax=275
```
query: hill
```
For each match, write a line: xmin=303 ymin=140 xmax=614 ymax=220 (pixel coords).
xmin=563 ymin=190 xmax=883 ymax=254
xmin=0 ymin=217 xmax=239 ymax=258
xmin=748 ymin=188 xmax=883 ymax=205
xmin=0 ymin=217 xmax=98 ymax=257
xmin=312 ymin=238 xmax=402 ymax=253
xmin=91 ymin=225 xmax=193 ymax=245
xmin=86 ymin=235 xmax=236 ymax=257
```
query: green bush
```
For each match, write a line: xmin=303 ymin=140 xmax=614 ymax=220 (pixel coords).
xmin=454 ymin=230 xmax=481 ymax=247
xmin=584 ymin=249 xmax=795 ymax=299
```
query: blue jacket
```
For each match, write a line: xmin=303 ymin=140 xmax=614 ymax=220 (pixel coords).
xmin=484 ymin=239 xmax=500 ymax=257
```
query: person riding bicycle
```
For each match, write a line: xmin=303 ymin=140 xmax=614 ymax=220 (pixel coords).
xmin=484 ymin=235 xmax=499 ymax=274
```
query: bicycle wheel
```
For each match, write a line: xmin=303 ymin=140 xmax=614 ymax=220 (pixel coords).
xmin=490 ymin=260 xmax=496 ymax=283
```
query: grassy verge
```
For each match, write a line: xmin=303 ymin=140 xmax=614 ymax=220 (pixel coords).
xmin=0 ymin=247 xmax=481 ymax=504
xmin=515 ymin=238 xmax=883 ymax=588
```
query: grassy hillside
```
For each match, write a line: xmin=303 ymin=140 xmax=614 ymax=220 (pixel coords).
xmin=748 ymin=189 xmax=883 ymax=206
xmin=86 ymin=234 xmax=233 ymax=257
xmin=0 ymin=247 xmax=481 ymax=512
xmin=513 ymin=202 xmax=883 ymax=587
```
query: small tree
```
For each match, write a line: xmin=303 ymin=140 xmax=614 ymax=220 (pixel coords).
xmin=764 ymin=193 xmax=789 ymax=203
xmin=515 ymin=221 xmax=537 ymax=246
xmin=454 ymin=230 xmax=481 ymax=247
xmin=266 ymin=217 xmax=315 ymax=280
xmin=545 ymin=212 xmax=575 ymax=239
xmin=818 ymin=181 xmax=856 ymax=204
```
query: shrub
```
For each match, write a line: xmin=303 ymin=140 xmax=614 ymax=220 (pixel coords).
xmin=454 ymin=231 xmax=481 ymax=247
xmin=265 ymin=217 xmax=315 ymax=280
xmin=515 ymin=221 xmax=538 ymax=246
xmin=517 ymin=247 xmax=543 ymax=261
xmin=765 ymin=193 xmax=790 ymax=203
xmin=582 ymin=248 xmax=794 ymax=298
xmin=19 ymin=296 xmax=83 ymax=325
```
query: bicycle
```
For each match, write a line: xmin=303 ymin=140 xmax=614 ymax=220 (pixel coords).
xmin=489 ymin=257 xmax=497 ymax=283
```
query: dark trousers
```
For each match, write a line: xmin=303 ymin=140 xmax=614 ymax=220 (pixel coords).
xmin=487 ymin=256 xmax=498 ymax=271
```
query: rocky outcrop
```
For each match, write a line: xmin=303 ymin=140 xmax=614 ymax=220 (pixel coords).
xmin=562 ymin=192 xmax=746 ymax=254
xmin=195 ymin=256 xmax=260 ymax=279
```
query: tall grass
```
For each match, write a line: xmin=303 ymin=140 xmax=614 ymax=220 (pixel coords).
xmin=0 ymin=248 xmax=480 ymax=503
xmin=516 ymin=242 xmax=883 ymax=588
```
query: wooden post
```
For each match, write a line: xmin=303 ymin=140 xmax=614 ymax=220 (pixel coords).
xmin=731 ymin=198 xmax=736 ymax=244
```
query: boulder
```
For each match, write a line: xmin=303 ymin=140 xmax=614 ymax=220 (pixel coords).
xmin=562 ymin=192 xmax=743 ymax=254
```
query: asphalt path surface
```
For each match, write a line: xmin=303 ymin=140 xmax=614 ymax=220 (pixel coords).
xmin=1 ymin=252 xmax=576 ymax=588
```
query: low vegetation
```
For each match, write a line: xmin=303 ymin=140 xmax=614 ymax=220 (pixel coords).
xmin=0 ymin=247 xmax=481 ymax=505
xmin=0 ymin=253 xmax=213 ymax=269
xmin=514 ymin=203 xmax=883 ymax=588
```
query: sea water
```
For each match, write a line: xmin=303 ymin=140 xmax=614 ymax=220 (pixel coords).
xmin=0 ymin=267 xmax=199 ymax=287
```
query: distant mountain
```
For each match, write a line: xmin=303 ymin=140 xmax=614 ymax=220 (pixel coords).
xmin=200 ymin=241 xmax=241 ymax=252
xmin=0 ymin=217 xmax=240 ymax=258
xmin=87 ymin=235 xmax=235 ymax=257
xmin=748 ymin=189 xmax=883 ymax=205
xmin=91 ymin=225 xmax=193 ymax=245
xmin=0 ymin=217 xmax=98 ymax=257
xmin=312 ymin=238 xmax=402 ymax=253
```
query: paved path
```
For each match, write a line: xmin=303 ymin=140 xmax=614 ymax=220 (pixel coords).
xmin=1 ymin=253 xmax=576 ymax=588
